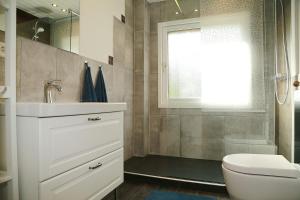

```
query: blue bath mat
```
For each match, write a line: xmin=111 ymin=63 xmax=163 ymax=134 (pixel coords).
xmin=145 ymin=190 xmax=216 ymax=200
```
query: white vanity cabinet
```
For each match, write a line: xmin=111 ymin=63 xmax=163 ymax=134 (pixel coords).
xmin=16 ymin=103 xmax=126 ymax=200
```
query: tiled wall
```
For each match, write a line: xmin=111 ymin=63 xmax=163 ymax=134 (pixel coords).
xmin=16 ymin=0 xmax=134 ymax=160
xmin=133 ymin=0 xmax=276 ymax=160
xmin=133 ymin=0 xmax=151 ymax=156
xmin=124 ymin=0 xmax=134 ymax=160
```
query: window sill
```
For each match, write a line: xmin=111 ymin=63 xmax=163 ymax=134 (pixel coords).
xmin=158 ymin=105 xmax=266 ymax=113
xmin=192 ymin=109 xmax=266 ymax=113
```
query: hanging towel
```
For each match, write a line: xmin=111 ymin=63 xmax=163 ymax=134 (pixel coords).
xmin=95 ymin=66 xmax=108 ymax=102
xmin=81 ymin=63 xmax=97 ymax=102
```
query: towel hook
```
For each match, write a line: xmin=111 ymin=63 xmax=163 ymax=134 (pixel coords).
xmin=84 ymin=61 xmax=89 ymax=69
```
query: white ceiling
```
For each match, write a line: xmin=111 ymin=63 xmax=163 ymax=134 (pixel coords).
xmin=17 ymin=0 xmax=164 ymax=20
xmin=17 ymin=0 xmax=79 ymax=20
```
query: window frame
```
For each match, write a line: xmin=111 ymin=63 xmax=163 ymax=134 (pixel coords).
xmin=157 ymin=13 xmax=251 ymax=109
xmin=158 ymin=18 xmax=202 ymax=108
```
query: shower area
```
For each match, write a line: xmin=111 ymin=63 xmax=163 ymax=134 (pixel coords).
xmin=125 ymin=0 xmax=281 ymax=186
xmin=16 ymin=8 xmax=79 ymax=53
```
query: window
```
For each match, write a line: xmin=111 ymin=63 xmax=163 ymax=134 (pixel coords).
xmin=158 ymin=13 xmax=252 ymax=109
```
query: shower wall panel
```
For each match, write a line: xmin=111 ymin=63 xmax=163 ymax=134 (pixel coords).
xmin=146 ymin=0 xmax=276 ymax=160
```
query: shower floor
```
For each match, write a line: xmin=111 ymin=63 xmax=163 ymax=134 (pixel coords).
xmin=124 ymin=155 xmax=225 ymax=187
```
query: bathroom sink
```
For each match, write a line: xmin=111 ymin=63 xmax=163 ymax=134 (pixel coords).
xmin=17 ymin=102 xmax=127 ymax=117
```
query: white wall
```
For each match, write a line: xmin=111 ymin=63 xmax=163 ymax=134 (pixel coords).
xmin=80 ymin=0 xmax=125 ymax=64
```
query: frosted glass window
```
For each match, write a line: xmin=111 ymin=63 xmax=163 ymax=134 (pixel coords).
xmin=159 ymin=13 xmax=252 ymax=108
xmin=168 ymin=29 xmax=202 ymax=99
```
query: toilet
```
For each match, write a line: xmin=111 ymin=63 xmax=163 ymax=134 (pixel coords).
xmin=222 ymin=154 xmax=300 ymax=200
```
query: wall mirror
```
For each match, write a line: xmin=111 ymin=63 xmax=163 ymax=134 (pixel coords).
xmin=15 ymin=0 xmax=125 ymax=64
xmin=0 ymin=4 xmax=5 ymax=87
xmin=16 ymin=0 xmax=79 ymax=54
xmin=0 ymin=3 xmax=7 ymax=174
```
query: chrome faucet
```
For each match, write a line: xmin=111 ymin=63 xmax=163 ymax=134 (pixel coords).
xmin=44 ymin=80 xmax=62 ymax=103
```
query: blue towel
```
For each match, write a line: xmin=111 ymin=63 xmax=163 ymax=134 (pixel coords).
xmin=95 ymin=66 xmax=108 ymax=102
xmin=145 ymin=191 xmax=216 ymax=200
xmin=81 ymin=63 xmax=97 ymax=102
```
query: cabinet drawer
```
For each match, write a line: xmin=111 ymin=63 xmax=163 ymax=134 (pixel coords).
xmin=39 ymin=112 xmax=123 ymax=181
xmin=40 ymin=149 xmax=123 ymax=200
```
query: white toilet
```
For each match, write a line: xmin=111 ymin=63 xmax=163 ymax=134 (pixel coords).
xmin=222 ymin=154 xmax=300 ymax=200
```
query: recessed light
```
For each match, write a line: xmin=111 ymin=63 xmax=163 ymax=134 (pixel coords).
xmin=61 ymin=9 xmax=67 ymax=12
xmin=194 ymin=9 xmax=199 ymax=12
xmin=175 ymin=11 xmax=179 ymax=15
xmin=51 ymin=3 xmax=57 ymax=7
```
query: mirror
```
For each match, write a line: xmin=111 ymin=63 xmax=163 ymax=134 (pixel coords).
xmin=0 ymin=3 xmax=7 ymax=181
xmin=16 ymin=0 xmax=79 ymax=54
xmin=0 ymin=5 xmax=5 ymax=86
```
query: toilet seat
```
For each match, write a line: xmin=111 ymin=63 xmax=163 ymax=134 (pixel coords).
xmin=223 ymin=154 xmax=300 ymax=178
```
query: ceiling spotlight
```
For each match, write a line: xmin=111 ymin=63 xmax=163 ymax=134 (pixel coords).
xmin=61 ymin=9 xmax=67 ymax=12
xmin=51 ymin=3 xmax=57 ymax=7
xmin=194 ymin=9 xmax=199 ymax=12
xmin=175 ymin=11 xmax=179 ymax=15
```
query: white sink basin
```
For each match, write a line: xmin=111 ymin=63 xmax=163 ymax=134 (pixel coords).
xmin=17 ymin=102 xmax=127 ymax=117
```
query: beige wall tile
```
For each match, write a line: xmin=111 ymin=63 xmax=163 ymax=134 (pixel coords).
xmin=56 ymin=49 xmax=82 ymax=102
xmin=224 ymin=114 xmax=266 ymax=140
xmin=133 ymin=115 xmax=145 ymax=156
xmin=134 ymin=94 xmax=144 ymax=115
xmin=134 ymin=31 xmax=145 ymax=73
xmin=149 ymin=116 xmax=160 ymax=154
xmin=113 ymin=18 xmax=126 ymax=64
xmin=134 ymin=0 xmax=145 ymax=31
xmin=124 ymin=70 xmax=134 ymax=97
xmin=125 ymin=27 xmax=134 ymax=70
xmin=19 ymin=86 xmax=45 ymax=102
xmin=19 ymin=38 xmax=56 ymax=102
xmin=181 ymin=137 xmax=224 ymax=160
xmin=112 ymin=66 xmax=126 ymax=101
xmin=125 ymin=0 xmax=134 ymax=28
xmin=181 ymin=115 xmax=224 ymax=139
xmin=124 ymin=112 xmax=133 ymax=160
xmin=150 ymin=33 xmax=158 ymax=74
xmin=134 ymin=72 xmax=144 ymax=96
xmin=151 ymin=115 xmax=181 ymax=157
xmin=150 ymin=3 xmax=161 ymax=33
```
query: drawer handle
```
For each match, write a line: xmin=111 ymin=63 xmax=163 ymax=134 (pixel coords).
xmin=89 ymin=163 xmax=102 ymax=170
xmin=88 ymin=117 xmax=101 ymax=121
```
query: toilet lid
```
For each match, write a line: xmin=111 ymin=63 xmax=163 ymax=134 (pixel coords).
xmin=223 ymin=154 xmax=300 ymax=178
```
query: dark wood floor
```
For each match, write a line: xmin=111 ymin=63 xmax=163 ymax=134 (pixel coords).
xmin=103 ymin=175 xmax=229 ymax=200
